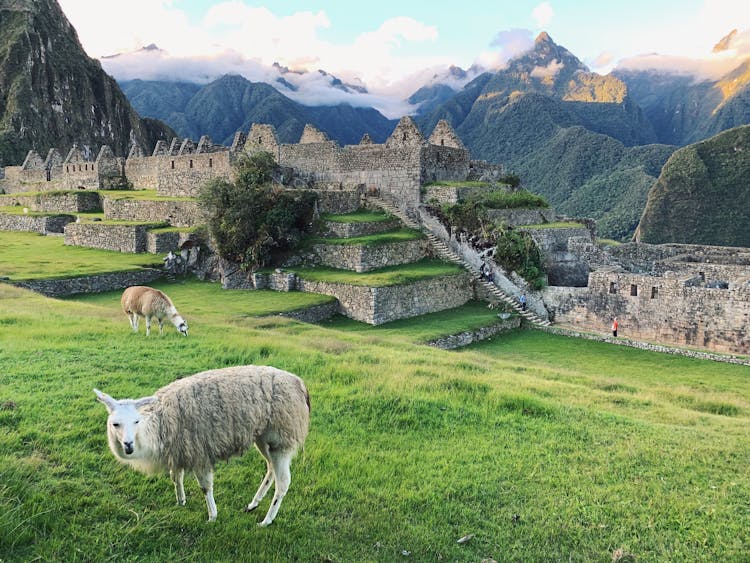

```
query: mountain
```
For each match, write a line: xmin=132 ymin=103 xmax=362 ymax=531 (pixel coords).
xmin=416 ymin=32 xmax=671 ymax=240
xmin=120 ymin=74 xmax=397 ymax=146
xmin=635 ymin=125 xmax=750 ymax=247
xmin=614 ymin=57 xmax=750 ymax=146
xmin=0 ymin=0 xmax=173 ymax=166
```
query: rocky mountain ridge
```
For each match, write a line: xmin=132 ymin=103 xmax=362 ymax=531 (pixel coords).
xmin=0 ymin=0 xmax=173 ymax=166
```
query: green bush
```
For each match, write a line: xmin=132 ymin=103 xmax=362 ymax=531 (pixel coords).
xmin=199 ymin=152 xmax=317 ymax=271
xmin=494 ymin=229 xmax=546 ymax=290
xmin=483 ymin=189 xmax=549 ymax=209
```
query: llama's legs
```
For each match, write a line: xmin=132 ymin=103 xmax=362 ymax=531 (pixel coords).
xmin=145 ymin=316 xmax=151 ymax=336
xmin=196 ymin=470 xmax=217 ymax=521
xmin=245 ymin=440 xmax=274 ymax=513
xmin=171 ymin=468 xmax=185 ymax=505
xmin=259 ymin=449 xmax=293 ymax=527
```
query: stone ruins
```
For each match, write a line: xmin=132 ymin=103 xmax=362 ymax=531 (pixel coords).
xmin=1 ymin=116 xmax=748 ymax=356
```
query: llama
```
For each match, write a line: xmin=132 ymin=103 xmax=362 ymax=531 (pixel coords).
xmin=94 ymin=365 xmax=310 ymax=525
xmin=121 ymin=286 xmax=188 ymax=336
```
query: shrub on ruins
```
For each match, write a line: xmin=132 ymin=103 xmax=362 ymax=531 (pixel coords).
xmin=199 ymin=152 xmax=317 ymax=271
xmin=494 ymin=228 xmax=546 ymax=290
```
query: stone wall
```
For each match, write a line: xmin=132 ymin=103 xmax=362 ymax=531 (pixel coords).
xmin=103 ymin=197 xmax=206 ymax=227
xmin=313 ymin=239 xmax=430 ymax=272
xmin=278 ymin=301 xmax=339 ymax=323
xmin=544 ymin=270 xmax=750 ymax=354
xmin=426 ymin=316 xmax=521 ymax=349
xmin=64 ymin=223 xmax=154 ymax=253
xmin=287 ymin=272 xmax=471 ymax=324
xmin=322 ymin=218 xmax=401 ymax=238
xmin=11 ymin=268 xmax=163 ymax=297
xmin=156 ymin=151 xmax=233 ymax=197
xmin=527 ymin=226 xmax=593 ymax=287
xmin=0 ymin=213 xmax=75 ymax=233
xmin=314 ymin=190 xmax=363 ymax=214
xmin=2 ymin=191 xmax=101 ymax=213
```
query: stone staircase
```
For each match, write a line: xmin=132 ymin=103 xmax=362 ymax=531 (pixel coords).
xmin=366 ymin=196 xmax=551 ymax=327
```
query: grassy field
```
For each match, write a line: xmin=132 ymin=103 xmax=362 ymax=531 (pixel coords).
xmin=0 ymin=231 xmax=162 ymax=281
xmin=321 ymin=210 xmax=393 ymax=223
xmin=1 ymin=277 xmax=748 ymax=561
xmin=308 ymin=228 xmax=424 ymax=247
xmin=290 ymin=259 xmax=464 ymax=286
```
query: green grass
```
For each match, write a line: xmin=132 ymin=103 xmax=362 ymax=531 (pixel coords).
xmin=0 ymin=206 xmax=72 ymax=218
xmin=0 ymin=231 xmax=161 ymax=280
xmin=1 ymin=281 xmax=748 ymax=561
xmin=423 ymin=180 xmax=490 ymax=188
xmin=322 ymin=300 xmax=513 ymax=341
xmin=309 ymin=228 xmax=424 ymax=246
xmin=102 ymin=190 xmax=197 ymax=202
xmin=290 ymin=259 xmax=464 ymax=286
xmin=520 ymin=221 xmax=586 ymax=229
xmin=321 ymin=210 xmax=393 ymax=223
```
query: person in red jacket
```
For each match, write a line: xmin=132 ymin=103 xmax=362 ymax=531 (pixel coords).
xmin=611 ymin=317 xmax=619 ymax=337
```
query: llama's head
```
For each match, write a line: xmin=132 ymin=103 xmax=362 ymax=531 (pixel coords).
xmin=94 ymin=389 xmax=156 ymax=460
xmin=174 ymin=316 xmax=188 ymax=336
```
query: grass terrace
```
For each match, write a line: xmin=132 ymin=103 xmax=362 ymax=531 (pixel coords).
xmin=322 ymin=300 xmax=513 ymax=342
xmin=0 ymin=205 xmax=72 ymax=217
xmin=321 ymin=210 xmax=394 ymax=223
xmin=520 ymin=221 xmax=587 ymax=229
xmin=289 ymin=258 xmax=464 ymax=286
xmin=0 ymin=231 xmax=161 ymax=281
xmin=308 ymin=228 xmax=424 ymax=246
xmin=101 ymin=189 xmax=197 ymax=202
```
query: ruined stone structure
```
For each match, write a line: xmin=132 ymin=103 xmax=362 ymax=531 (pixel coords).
xmin=1 ymin=118 xmax=498 ymax=212
xmin=542 ymin=243 xmax=750 ymax=355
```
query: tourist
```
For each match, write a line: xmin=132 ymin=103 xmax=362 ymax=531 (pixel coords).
xmin=612 ymin=317 xmax=618 ymax=337
xmin=520 ymin=294 xmax=527 ymax=311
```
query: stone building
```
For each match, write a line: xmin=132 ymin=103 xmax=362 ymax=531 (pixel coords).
xmin=543 ymin=243 xmax=750 ymax=354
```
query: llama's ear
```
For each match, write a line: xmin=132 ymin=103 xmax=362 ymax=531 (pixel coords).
xmin=94 ymin=388 xmax=117 ymax=412
xmin=134 ymin=396 xmax=157 ymax=409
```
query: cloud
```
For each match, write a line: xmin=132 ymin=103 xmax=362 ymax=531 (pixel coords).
xmin=478 ymin=28 xmax=535 ymax=69
xmin=530 ymin=59 xmax=564 ymax=78
xmin=616 ymin=28 xmax=750 ymax=81
xmin=532 ymin=2 xmax=554 ymax=28
xmin=592 ymin=52 xmax=614 ymax=69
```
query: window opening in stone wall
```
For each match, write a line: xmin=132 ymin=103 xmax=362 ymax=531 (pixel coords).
xmin=189 ymin=159 xmax=193 ymax=168
xmin=630 ymin=284 xmax=638 ymax=296
xmin=651 ymin=286 xmax=658 ymax=299
xmin=441 ymin=139 xmax=445 ymax=146
xmin=66 ymin=165 xmax=69 ymax=172
xmin=209 ymin=158 xmax=212 ymax=168
xmin=402 ymin=133 xmax=407 ymax=141
xmin=609 ymin=282 xmax=616 ymax=294
xmin=46 ymin=169 xmax=51 ymax=181
xmin=258 ymin=137 xmax=262 ymax=144
xmin=171 ymin=160 xmax=175 ymax=169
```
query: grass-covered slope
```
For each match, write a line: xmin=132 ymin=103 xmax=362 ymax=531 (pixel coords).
xmin=1 ymin=281 xmax=748 ymax=561
xmin=636 ymin=125 xmax=750 ymax=246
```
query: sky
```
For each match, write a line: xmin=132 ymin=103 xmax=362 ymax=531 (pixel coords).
xmin=56 ymin=0 xmax=750 ymax=116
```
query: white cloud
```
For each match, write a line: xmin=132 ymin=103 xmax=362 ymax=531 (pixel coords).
xmin=478 ymin=28 xmax=535 ymax=70
xmin=616 ymin=28 xmax=750 ymax=81
xmin=532 ymin=2 xmax=554 ymax=29
xmin=530 ymin=59 xmax=564 ymax=78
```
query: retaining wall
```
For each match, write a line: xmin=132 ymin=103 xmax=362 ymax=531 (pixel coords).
xmin=11 ymin=268 xmax=163 ymax=297
xmin=312 ymin=239 xmax=430 ymax=272
xmin=64 ymin=223 xmax=153 ymax=253
xmin=0 ymin=213 xmax=75 ymax=233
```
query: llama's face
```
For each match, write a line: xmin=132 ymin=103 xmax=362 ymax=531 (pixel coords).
xmin=94 ymin=389 xmax=155 ymax=459
xmin=177 ymin=318 xmax=188 ymax=336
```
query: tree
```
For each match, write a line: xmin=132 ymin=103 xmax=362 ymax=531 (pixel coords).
xmin=200 ymin=152 xmax=317 ymax=271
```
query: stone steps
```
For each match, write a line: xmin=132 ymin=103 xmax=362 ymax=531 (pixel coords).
xmin=366 ymin=196 xmax=551 ymax=327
